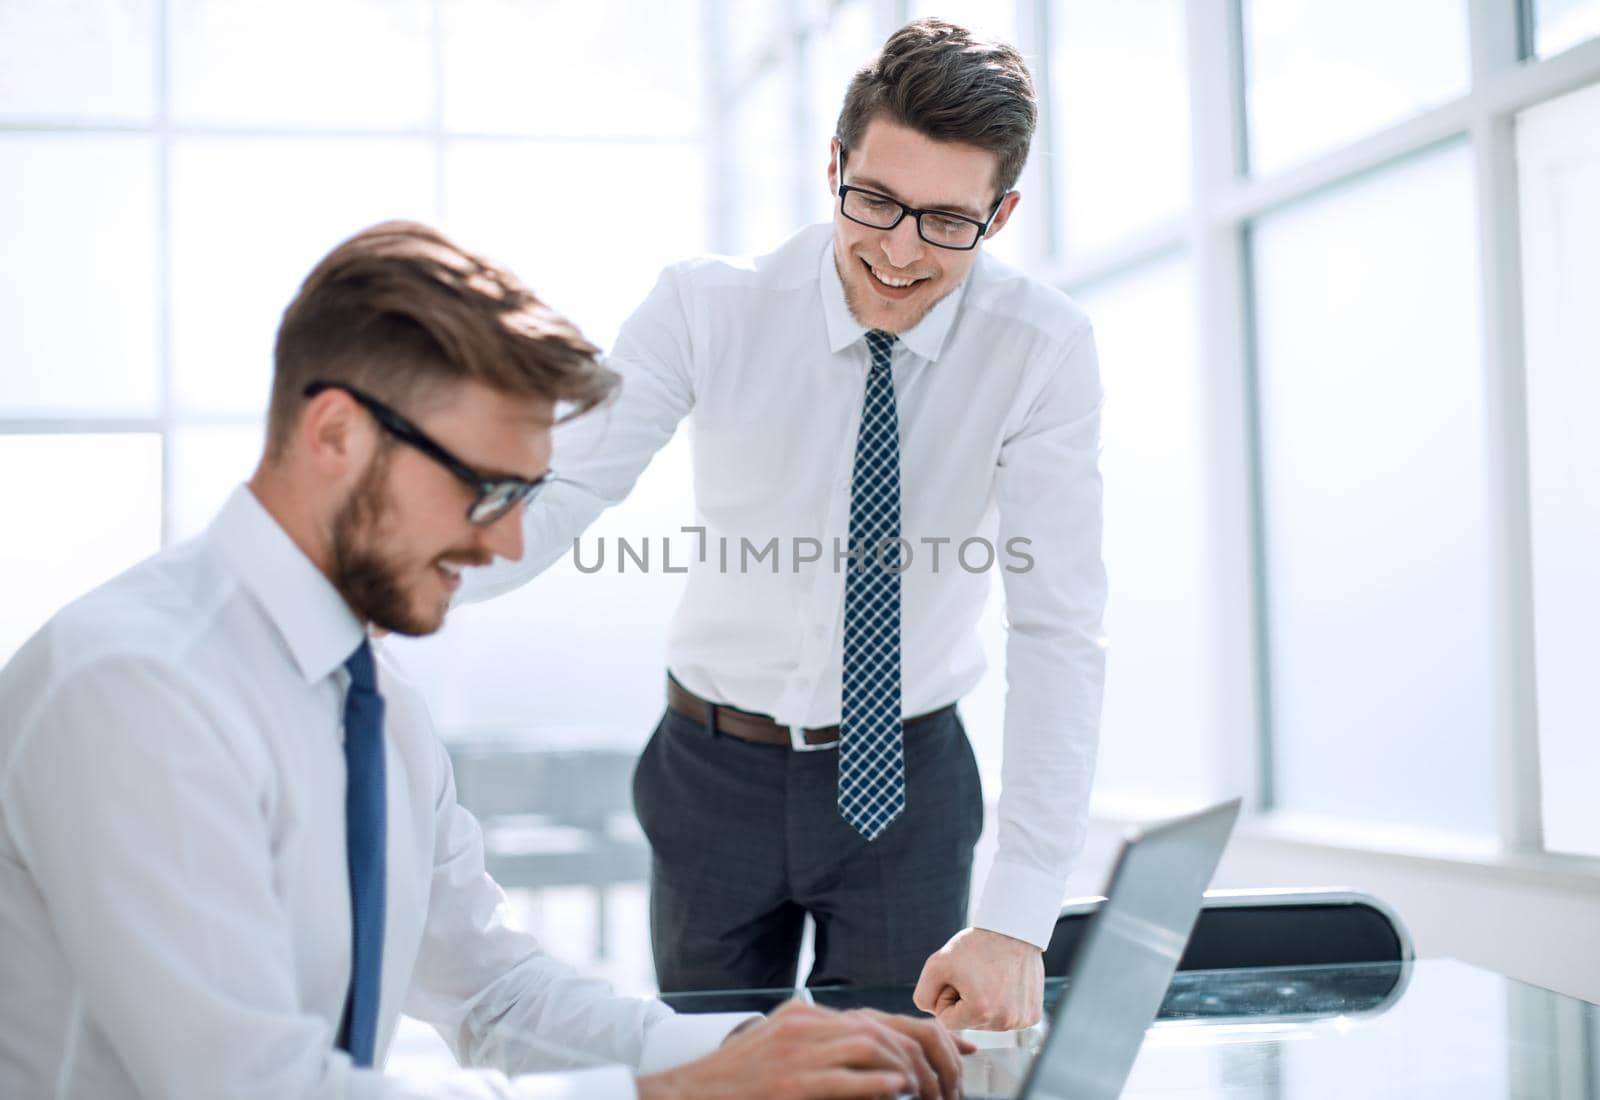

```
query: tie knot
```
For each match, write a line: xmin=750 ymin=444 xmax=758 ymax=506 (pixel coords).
xmin=345 ymin=638 xmax=377 ymax=693
xmin=865 ymin=330 xmax=897 ymax=367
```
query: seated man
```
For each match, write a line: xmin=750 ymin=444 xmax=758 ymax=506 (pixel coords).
xmin=0 ymin=221 xmax=968 ymax=1099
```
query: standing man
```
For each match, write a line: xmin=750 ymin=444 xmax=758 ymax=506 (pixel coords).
xmin=466 ymin=18 xmax=1106 ymax=1031
xmin=0 ymin=221 xmax=967 ymax=1098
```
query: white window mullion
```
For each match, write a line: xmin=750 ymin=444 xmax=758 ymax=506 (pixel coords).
xmin=1187 ymin=0 xmax=1266 ymax=811
xmin=157 ymin=0 xmax=176 ymax=548
xmin=1468 ymin=0 xmax=1545 ymax=853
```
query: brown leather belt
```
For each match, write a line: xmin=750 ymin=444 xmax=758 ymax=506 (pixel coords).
xmin=667 ymin=676 xmax=954 ymax=750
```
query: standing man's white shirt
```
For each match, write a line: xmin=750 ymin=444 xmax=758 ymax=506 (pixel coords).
xmin=464 ymin=224 xmax=1108 ymax=950
xmin=0 ymin=486 xmax=740 ymax=1100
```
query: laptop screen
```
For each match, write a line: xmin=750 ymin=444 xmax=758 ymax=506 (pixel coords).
xmin=1021 ymin=798 xmax=1241 ymax=1100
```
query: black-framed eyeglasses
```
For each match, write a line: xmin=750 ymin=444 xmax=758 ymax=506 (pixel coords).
xmin=303 ymin=381 xmax=553 ymax=526
xmin=835 ymin=147 xmax=1004 ymax=251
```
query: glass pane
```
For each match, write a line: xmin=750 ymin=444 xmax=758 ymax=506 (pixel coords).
xmin=442 ymin=0 xmax=703 ymax=138
xmin=0 ymin=135 xmax=161 ymax=417
xmin=170 ymin=424 xmax=265 ymax=542
xmin=1243 ymin=0 xmax=1470 ymax=176
xmin=732 ymin=64 xmax=801 ymax=255
xmin=170 ymin=0 xmax=432 ymax=128
xmin=724 ymin=0 xmax=790 ymax=75
xmin=1531 ymin=0 xmax=1600 ymax=56
xmin=170 ymin=137 xmax=436 ymax=416
xmin=0 ymin=434 xmax=162 ymax=664
xmin=1077 ymin=254 xmax=1220 ymax=812
xmin=1516 ymin=80 xmax=1600 ymax=858
xmin=1052 ymin=0 xmax=1191 ymax=253
xmin=443 ymin=140 xmax=706 ymax=351
xmin=1251 ymin=142 xmax=1495 ymax=835
xmin=0 ymin=0 xmax=156 ymax=123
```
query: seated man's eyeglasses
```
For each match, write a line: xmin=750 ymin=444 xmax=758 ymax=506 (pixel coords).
xmin=302 ymin=381 xmax=553 ymax=526
xmin=835 ymin=146 xmax=1004 ymax=251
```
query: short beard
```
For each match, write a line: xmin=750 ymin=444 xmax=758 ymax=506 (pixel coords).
xmin=330 ymin=447 xmax=438 ymax=637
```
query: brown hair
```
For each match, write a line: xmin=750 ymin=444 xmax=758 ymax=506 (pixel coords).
xmin=835 ymin=17 xmax=1037 ymax=201
xmin=266 ymin=220 xmax=617 ymax=458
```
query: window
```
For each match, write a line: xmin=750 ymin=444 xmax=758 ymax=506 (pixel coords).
xmin=1 ymin=136 xmax=161 ymax=418
xmin=9 ymin=0 xmax=1600 ymax=922
xmin=0 ymin=1 xmax=156 ymax=123
xmin=1250 ymin=142 xmax=1496 ymax=836
xmin=0 ymin=435 xmax=162 ymax=659
xmin=1050 ymin=0 xmax=1191 ymax=254
xmin=1242 ymin=0 xmax=1470 ymax=175
xmin=1076 ymin=254 xmax=1221 ymax=813
xmin=730 ymin=63 xmax=797 ymax=255
xmin=0 ymin=0 xmax=710 ymax=714
xmin=170 ymin=0 xmax=433 ymax=129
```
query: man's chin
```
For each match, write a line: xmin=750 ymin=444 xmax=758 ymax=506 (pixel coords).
xmin=378 ymin=604 xmax=448 ymax=638
xmin=357 ymin=587 xmax=450 ymax=638
xmin=841 ymin=267 xmax=948 ymax=335
xmin=846 ymin=283 xmax=936 ymax=335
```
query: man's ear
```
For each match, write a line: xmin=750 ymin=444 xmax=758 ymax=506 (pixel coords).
xmin=984 ymin=192 xmax=1023 ymax=239
xmin=299 ymin=388 xmax=373 ymax=480
xmin=828 ymin=136 xmax=841 ymax=194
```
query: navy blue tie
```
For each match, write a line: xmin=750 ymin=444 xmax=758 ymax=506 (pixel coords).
xmin=839 ymin=330 xmax=905 ymax=840
xmin=337 ymin=639 xmax=386 ymax=1067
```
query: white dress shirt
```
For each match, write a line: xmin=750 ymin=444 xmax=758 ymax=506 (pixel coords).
xmin=464 ymin=224 xmax=1108 ymax=950
xmin=0 ymin=486 xmax=744 ymax=1099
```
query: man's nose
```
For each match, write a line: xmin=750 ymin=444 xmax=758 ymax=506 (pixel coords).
xmin=479 ymin=505 xmax=526 ymax=562
xmin=880 ymin=215 xmax=925 ymax=270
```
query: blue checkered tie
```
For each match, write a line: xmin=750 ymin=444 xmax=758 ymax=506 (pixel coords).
xmin=337 ymin=639 xmax=386 ymax=1066
xmin=839 ymin=329 xmax=905 ymax=840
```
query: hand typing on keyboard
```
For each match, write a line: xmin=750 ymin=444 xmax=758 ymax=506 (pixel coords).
xmin=637 ymin=1000 xmax=975 ymax=1100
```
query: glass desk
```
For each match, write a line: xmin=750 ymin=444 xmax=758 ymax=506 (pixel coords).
xmin=663 ymin=959 xmax=1600 ymax=1098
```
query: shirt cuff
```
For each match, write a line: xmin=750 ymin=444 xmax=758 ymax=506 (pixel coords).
xmin=638 ymin=1012 xmax=761 ymax=1072
xmin=971 ymin=860 xmax=1068 ymax=950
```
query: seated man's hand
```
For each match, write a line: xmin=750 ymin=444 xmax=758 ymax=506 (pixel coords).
xmin=636 ymin=1000 xmax=974 ymax=1100
xmin=913 ymin=927 xmax=1044 ymax=1031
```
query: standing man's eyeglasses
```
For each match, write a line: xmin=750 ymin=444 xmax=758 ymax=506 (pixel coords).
xmin=302 ymin=381 xmax=554 ymax=526
xmin=835 ymin=147 xmax=1004 ymax=251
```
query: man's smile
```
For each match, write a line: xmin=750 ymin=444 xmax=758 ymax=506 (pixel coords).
xmin=861 ymin=256 xmax=932 ymax=297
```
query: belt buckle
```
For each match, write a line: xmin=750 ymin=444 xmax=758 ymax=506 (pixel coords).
xmin=788 ymin=725 xmax=833 ymax=752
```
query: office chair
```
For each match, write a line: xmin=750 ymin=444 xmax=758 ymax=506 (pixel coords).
xmin=1043 ymin=887 xmax=1412 ymax=976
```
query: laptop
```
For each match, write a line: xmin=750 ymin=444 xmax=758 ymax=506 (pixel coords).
xmin=962 ymin=798 xmax=1243 ymax=1100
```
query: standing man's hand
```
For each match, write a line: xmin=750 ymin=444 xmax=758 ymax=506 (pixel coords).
xmin=912 ymin=927 xmax=1045 ymax=1031
xmin=636 ymin=1000 xmax=975 ymax=1100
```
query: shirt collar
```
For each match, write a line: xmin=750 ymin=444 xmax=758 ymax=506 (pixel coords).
xmin=208 ymin=484 xmax=367 ymax=685
xmin=817 ymin=229 xmax=970 ymax=363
